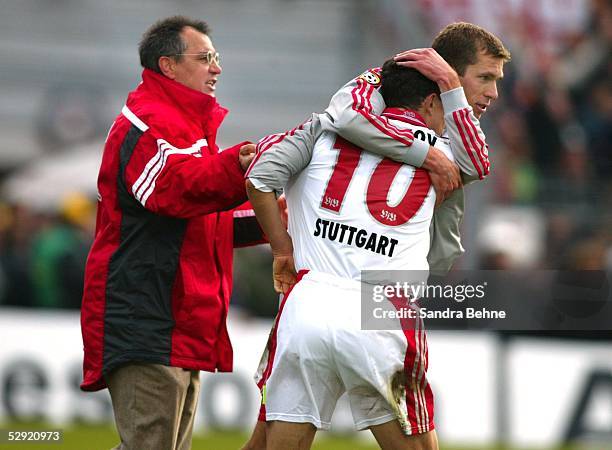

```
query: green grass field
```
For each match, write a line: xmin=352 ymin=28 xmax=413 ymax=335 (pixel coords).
xmin=0 ymin=422 xmax=603 ymax=450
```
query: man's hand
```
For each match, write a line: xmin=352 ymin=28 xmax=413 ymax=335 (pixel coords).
xmin=246 ymin=180 xmax=296 ymax=292
xmin=394 ymin=48 xmax=461 ymax=92
xmin=422 ymin=146 xmax=461 ymax=206
xmin=272 ymin=253 xmax=297 ymax=294
xmin=239 ymin=143 xmax=256 ymax=171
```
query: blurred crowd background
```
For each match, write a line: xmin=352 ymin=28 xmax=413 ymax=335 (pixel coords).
xmin=0 ymin=0 xmax=610 ymax=316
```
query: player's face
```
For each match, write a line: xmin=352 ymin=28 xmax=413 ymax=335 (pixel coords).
xmin=173 ymin=27 xmax=222 ymax=96
xmin=460 ymin=51 xmax=504 ymax=118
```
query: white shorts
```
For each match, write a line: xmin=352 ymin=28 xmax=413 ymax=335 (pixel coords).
xmin=256 ymin=270 xmax=434 ymax=435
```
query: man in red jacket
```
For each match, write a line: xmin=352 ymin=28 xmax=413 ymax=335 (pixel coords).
xmin=80 ymin=16 xmax=258 ymax=450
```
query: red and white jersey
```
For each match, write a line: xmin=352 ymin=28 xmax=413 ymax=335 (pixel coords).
xmin=248 ymin=109 xmax=453 ymax=279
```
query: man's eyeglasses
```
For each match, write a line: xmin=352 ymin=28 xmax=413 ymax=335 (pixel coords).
xmin=171 ymin=51 xmax=221 ymax=66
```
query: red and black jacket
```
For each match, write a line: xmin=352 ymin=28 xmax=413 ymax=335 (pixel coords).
xmin=80 ymin=69 xmax=261 ymax=391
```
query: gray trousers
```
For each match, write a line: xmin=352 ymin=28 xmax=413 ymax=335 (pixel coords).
xmin=106 ymin=363 xmax=201 ymax=450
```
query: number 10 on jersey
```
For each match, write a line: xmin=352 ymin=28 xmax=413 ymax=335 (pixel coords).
xmin=320 ymin=136 xmax=431 ymax=227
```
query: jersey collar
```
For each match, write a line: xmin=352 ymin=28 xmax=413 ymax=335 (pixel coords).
xmin=141 ymin=69 xmax=228 ymax=124
xmin=382 ymin=107 xmax=427 ymax=128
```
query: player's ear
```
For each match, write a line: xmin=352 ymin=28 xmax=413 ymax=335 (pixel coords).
xmin=423 ymin=93 xmax=439 ymax=115
xmin=158 ymin=56 xmax=177 ymax=79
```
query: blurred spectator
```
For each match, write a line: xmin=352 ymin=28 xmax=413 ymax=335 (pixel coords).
xmin=564 ymin=236 xmax=608 ymax=270
xmin=0 ymin=204 xmax=38 ymax=307
xmin=29 ymin=193 xmax=95 ymax=309
xmin=493 ymin=109 xmax=538 ymax=203
xmin=581 ymin=79 xmax=612 ymax=183
xmin=543 ymin=211 xmax=577 ymax=268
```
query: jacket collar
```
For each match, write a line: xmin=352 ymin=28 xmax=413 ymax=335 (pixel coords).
xmin=140 ymin=69 xmax=228 ymax=134
xmin=381 ymin=107 xmax=427 ymax=128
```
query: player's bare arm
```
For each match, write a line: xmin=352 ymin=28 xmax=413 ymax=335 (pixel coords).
xmin=246 ymin=179 xmax=296 ymax=294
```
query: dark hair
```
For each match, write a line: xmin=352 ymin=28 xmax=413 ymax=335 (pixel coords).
xmin=379 ymin=59 xmax=440 ymax=110
xmin=432 ymin=22 xmax=511 ymax=76
xmin=139 ymin=16 xmax=210 ymax=73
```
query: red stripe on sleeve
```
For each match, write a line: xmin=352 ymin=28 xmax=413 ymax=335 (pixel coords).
xmin=246 ymin=120 xmax=310 ymax=178
xmin=459 ymin=109 xmax=488 ymax=176
xmin=364 ymin=85 xmax=421 ymax=141
xmin=350 ymin=79 xmax=416 ymax=147
xmin=453 ymin=110 xmax=483 ymax=179
xmin=461 ymin=109 xmax=490 ymax=175
xmin=255 ymin=134 xmax=277 ymax=154
xmin=246 ymin=134 xmax=285 ymax=178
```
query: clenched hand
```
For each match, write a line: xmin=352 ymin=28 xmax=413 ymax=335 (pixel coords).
xmin=239 ymin=143 xmax=256 ymax=171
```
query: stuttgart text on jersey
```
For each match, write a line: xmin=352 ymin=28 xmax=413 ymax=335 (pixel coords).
xmin=313 ymin=218 xmax=399 ymax=257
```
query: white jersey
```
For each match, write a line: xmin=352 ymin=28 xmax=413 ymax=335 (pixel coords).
xmin=247 ymin=109 xmax=454 ymax=280
xmin=250 ymin=112 xmax=446 ymax=433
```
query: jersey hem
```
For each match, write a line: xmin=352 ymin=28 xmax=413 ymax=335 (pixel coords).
xmin=265 ymin=412 xmax=331 ymax=430
xmin=354 ymin=413 xmax=397 ymax=430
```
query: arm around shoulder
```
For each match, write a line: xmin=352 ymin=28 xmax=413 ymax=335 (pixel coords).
xmin=323 ymin=69 xmax=429 ymax=167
